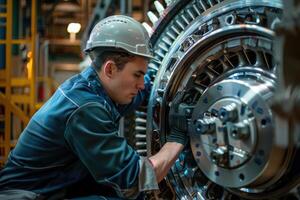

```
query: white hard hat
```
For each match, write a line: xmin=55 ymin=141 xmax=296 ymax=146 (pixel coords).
xmin=84 ymin=15 xmax=154 ymax=59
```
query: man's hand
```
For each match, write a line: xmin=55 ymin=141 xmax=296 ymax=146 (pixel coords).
xmin=149 ymin=142 xmax=184 ymax=182
xmin=167 ymin=91 xmax=189 ymax=145
xmin=149 ymin=92 xmax=189 ymax=183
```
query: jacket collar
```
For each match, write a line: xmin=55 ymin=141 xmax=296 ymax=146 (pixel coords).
xmin=80 ymin=66 xmax=122 ymax=120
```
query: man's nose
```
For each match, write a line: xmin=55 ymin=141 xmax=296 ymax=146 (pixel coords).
xmin=137 ymin=78 xmax=145 ymax=90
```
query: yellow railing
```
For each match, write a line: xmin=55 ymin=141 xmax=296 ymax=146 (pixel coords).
xmin=0 ymin=0 xmax=40 ymax=166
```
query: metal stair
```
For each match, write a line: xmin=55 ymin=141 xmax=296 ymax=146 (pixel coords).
xmin=0 ymin=0 xmax=37 ymax=167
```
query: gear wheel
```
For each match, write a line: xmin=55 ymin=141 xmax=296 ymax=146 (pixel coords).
xmin=131 ymin=0 xmax=300 ymax=199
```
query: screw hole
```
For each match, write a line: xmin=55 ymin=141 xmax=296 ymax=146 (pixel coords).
xmin=239 ymin=173 xmax=245 ymax=181
xmin=220 ymin=111 xmax=226 ymax=118
xmin=226 ymin=15 xmax=235 ymax=25
xmin=261 ymin=118 xmax=267 ymax=127
xmin=232 ymin=129 xmax=238 ymax=136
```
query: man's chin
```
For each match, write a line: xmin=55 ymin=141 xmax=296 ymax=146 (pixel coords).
xmin=118 ymin=98 xmax=133 ymax=105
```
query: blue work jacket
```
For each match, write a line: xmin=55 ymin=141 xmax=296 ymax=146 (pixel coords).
xmin=0 ymin=66 xmax=158 ymax=199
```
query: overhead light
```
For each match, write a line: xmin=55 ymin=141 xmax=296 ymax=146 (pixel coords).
xmin=67 ymin=23 xmax=81 ymax=33
xmin=67 ymin=23 xmax=81 ymax=41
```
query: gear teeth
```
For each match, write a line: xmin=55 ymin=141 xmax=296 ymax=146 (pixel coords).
xmin=137 ymin=149 xmax=147 ymax=155
xmin=159 ymin=43 xmax=169 ymax=52
xmin=136 ymin=142 xmax=147 ymax=148
xmin=199 ymin=0 xmax=208 ymax=11
xmin=135 ymin=126 xmax=147 ymax=131
xmin=162 ymin=36 xmax=173 ymax=46
xmin=135 ymin=117 xmax=147 ymax=124
xmin=154 ymin=1 xmax=165 ymax=16
xmin=142 ymin=22 xmax=152 ymax=35
xmin=164 ymin=0 xmax=173 ymax=6
xmin=136 ymin=111 xmax=147 ymax=117
xmin=149 ymin=63 xmax=159 ymax=71
xmin=136 ymin=134 xmax=146 ymax=139
xmin=147 ymin=11 xmax=159 ymax=25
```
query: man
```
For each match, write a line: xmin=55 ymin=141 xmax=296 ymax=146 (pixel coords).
xmin=0 ymin=15 xmax=187 ymax=199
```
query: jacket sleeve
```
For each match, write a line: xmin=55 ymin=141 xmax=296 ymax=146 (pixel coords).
xmin=64 ymin=102 xmax=158 ymax=199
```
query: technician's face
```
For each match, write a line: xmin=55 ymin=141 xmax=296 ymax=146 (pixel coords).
xmin=109 ymin=56 xmax=147 ymax=104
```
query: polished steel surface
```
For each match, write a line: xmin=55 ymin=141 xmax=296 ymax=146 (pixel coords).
xmin=132 ymin=0 xmax=300 ymax=199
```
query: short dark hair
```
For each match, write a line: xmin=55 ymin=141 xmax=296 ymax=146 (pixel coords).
xmin=91 ymin=49 xmax=136 ymax=71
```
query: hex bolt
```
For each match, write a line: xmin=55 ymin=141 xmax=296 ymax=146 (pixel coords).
xmin=152 ymin=129 xmax=160 ymax=141
xmin=156 ymin=97 xmax=162 ymax=104
xmin=183 ymin=168 xmax=194 ymax=179
xmin=210 ymin=146 xmax=228 ymax=167
xmin=157 ymin=88 xmax=165 ymax=97
xmin=185 ymin=108 xmax=191 ymax=115
xmin=195 ymin=116 xmax=216 ymax=135
xmin=175 ymin=159 xmax=184 ymax=172
xmin=230 ymin=121 xmax=250 ymax=140
xmin=219 ymin=103 xmax=238 ymax=122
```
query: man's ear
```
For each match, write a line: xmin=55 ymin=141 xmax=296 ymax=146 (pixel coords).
xmin=103 ymin=60 xmax=117 ymax=78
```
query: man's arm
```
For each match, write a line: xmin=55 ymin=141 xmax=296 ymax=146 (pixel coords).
xmin=149 ymin=90 xmax=188 ymax=182
xmin=149 ymin=142 xmax=184 ymax=182
xmin=64 ymin=102 xmax=158 ymax=199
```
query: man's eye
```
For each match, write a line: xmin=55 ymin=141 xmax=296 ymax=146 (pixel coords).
xmin=134 ymin=74 xmax=141 ymax=78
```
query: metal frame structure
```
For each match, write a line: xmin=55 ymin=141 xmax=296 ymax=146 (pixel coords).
xmin=0 ymin=0 xmax=36 ymax=166
xmin=81 ymin=0 xmax=113 ymax=51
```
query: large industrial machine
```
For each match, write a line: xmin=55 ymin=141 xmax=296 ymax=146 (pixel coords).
xmin=130 ymin=0 xmax=300 ymax=199
xmin=1 ymin=0 xmax=299 ymax=198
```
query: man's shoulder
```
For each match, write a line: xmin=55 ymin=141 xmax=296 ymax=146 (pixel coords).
xmin=59 ymin=73 xmax=107 ymax=107
xmin=60 ymin=73 xmax=88 ymax=92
